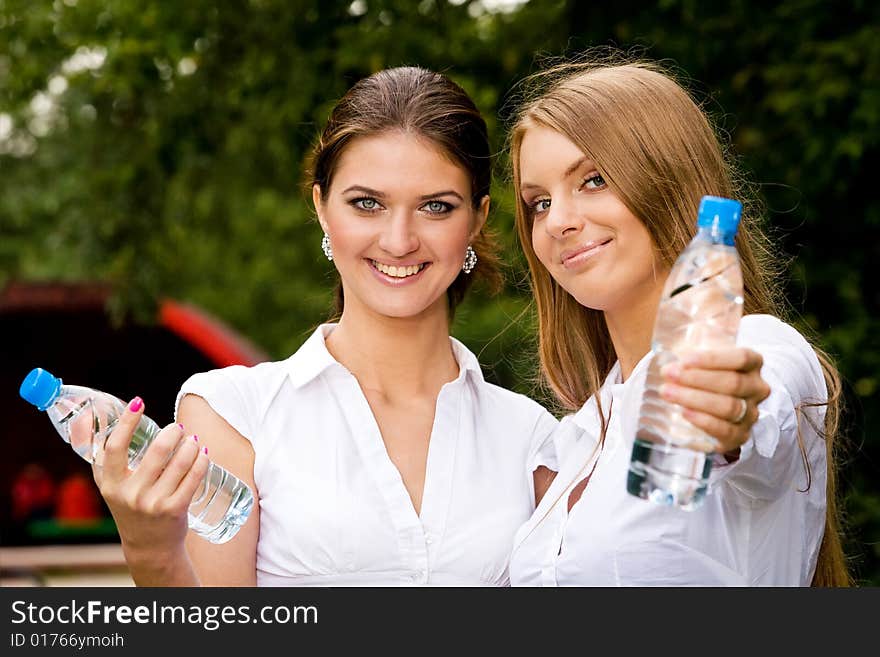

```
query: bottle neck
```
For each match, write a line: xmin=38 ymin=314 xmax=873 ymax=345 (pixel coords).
xmin=696 ymin=223 xmax=737 ymax=247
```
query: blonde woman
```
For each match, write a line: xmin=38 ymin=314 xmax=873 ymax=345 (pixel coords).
xmin=508 ymin=56 xmax=850 ymax=586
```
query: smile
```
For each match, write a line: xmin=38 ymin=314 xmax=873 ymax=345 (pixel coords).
xmin=368 ymin=259 xmax=429 ymax=284
xmin=560 ymin=238 xmax=613 ymax=269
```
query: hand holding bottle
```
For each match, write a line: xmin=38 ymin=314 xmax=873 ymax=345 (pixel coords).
xmin=20 ymin=367 xmax=254 ymax=546
xmin=659 ymin=347 xmax=772 ymax=457
xmin=91 ymin=396 xmax=210 ymax=572
xmin=629 ymin=195 xmax=773 ymax=508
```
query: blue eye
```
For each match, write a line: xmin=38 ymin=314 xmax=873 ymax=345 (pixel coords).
xmin=531 ymin=198 xmax=551 ymax=214
xmin=352 ymin=197 xmax=381 ymax=211
xmin=581 ymin=173 xmax=606 ymax=190
xmin=423 ymin=200 xmax=453 ymax=215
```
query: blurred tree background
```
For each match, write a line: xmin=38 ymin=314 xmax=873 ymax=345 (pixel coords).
xmin=1 ymin=0 xmax=878 ymax=583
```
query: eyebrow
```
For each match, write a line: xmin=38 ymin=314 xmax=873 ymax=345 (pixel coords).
xmin=419 ymin=190 xmax=464 ymax=202
xmin=342 ymin=185 xmax=387 ymax=198
xmin=341 ymin=185 xmax=465 ymax=202
xmin=520 ymin=156 xmax=590 ymax=193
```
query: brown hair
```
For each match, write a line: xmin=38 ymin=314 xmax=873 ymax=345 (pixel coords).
xmin=308 ymin=66 xmax=502 ymax=318
xmin=509 ymin=55 xmax=851 ymax=586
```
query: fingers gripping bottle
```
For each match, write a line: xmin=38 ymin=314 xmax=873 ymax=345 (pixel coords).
xmin=19 ymin=367 xmax=254 ymax=543
xmin=627 ymin=195 xmax=744 ymax=510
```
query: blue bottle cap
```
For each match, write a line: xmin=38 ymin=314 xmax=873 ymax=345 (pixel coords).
xmin=20 ymin=367 xmax=63 ymax=411
xmin=697 ymin=195 xmax=742 ymax=235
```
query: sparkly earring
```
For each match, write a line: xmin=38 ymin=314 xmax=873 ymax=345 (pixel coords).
xmin=462 ymin=245 xmax=477 ymax=274
xmin=321 ymin=233 xmax=333 ymax=261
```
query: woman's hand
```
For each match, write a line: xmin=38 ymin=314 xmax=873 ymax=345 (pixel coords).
xmin=91 ymin=397 xmax=209 ymax=584
xmin=659 ymin=347 xmax=772 ymax=458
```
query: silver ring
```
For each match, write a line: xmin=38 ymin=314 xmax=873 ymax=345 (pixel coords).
xmin=732 ymin=398 xmax=748 ymax=424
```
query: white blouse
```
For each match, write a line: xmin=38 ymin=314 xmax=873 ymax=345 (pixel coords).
xmin=510 ymin=314 xmax=828 ymax=586
xmin=175 ymin=324 xmax=558 ymax=586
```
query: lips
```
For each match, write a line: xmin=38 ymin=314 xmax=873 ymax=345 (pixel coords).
xmin=560 ymin=238 xmax=613 ymax=268
xmin=366 ymin=258 xmax=431 ymax=285
xmin=370 ymin=259 xmax=427 ymax=278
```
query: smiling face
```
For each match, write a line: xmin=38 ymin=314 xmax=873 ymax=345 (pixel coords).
xmin=518 ymin=124 xmax=667 ymax=315
xmin=314 ymin=130 xmax=488 ymax=322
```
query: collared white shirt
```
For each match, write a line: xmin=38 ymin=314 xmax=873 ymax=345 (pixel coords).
xmin=510 ymin=314 xmax=828 ymax=586
xmin=176 ymin=323 xmax=558 ymax=586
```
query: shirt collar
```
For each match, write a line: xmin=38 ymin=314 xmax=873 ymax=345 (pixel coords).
xmin=285 ymin=323 xmax=484 ymax=389
xmin=449 ymin=334 xmax=485 ymax=384
xmin=568 ymin=351 xmax=652 ymax=430
xmin=284 ymin=324 xmax=346 ymax=389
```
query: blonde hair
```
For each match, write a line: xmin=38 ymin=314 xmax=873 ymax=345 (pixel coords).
xmin=509 ymin=55 xmax=851 ymax=586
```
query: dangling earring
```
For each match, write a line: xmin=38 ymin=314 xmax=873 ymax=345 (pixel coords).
xmin=462 ymin=245 xmax=477 ymax=274
xmin=321 ymin=233 xmax=333 ymax=261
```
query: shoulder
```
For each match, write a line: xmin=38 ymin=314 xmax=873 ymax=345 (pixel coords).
xmin=175 ymin=358 xmax=291 ymax=444
xmin=477 ymin=379 xmax=557 ymax=420
xmin=737 ymin=314 xmax=818 ymax=368
xmin=738 ymin=314 xmax=811 ymax=348
xmin=471 ymin=379 xmax=559 ymax=446
xmin=179 ymin=359 xmax=287 ymax=399
xmin=450 ymin=334 xmax=557 ymax=427
xmin=473 ymin=381 xmax=560 ymax=470
xmin=178 ymin=361 xmax=286 ymax=398
xmin=737 ymin=313 xmax=826 ymax=402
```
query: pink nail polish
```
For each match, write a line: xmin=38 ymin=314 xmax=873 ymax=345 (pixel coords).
xmin=193 ymin=435 xmax=199 ymax=442
xmin=128 ymin=397 xmax=143 ymax=412
xmin=203 ymin=446 xmax=209 ymax=455
xmin=178 ymin=423 xmax=185 ymax=430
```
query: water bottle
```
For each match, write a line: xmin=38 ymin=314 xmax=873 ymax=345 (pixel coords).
xmin=19 ymin=367 xmax=254 ymax=543
xmin=627 ymin=195 xmax=744 ymax=510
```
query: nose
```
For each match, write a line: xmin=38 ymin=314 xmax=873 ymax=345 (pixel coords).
xmin=377 ymin=210 xmax=420 ymax=257
xmin=543 ymin=197 xmax=583 ymax=240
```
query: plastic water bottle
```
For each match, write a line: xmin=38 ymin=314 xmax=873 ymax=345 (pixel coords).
xmin=19 ymin=367 xmax=254 ymax=543
xmin=627 ymin=195 xmax=744 ymax=510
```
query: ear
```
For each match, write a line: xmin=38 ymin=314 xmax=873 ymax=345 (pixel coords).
xmin=469 ymin=195 xmax=490 ymax=242
xmin=313 ymin=184 xmax=329 ymax=233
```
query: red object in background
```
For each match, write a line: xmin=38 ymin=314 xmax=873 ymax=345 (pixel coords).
xmin=0 ymin=281 xmax=269 ymax=369
xmin=55 ymin=473 xmax=103 ymax=522
xmin=2 ymin=280 xmax=269 ymax=546
xmin=158 ymin=299 xmax=269 ymax=368
xmin=11 ymin=463 xmax=56 ymax=521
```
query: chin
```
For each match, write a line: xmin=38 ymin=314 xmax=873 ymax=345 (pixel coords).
xmin=569 ymin=289 xmax=611 ymax=312
xmin=370 ymin=301 xmax=435 ymax=319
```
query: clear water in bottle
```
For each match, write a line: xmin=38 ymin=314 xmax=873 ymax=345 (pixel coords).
xmin=19 ymin=368 xmax=254 ymax=543
xmin=627 ymin=196 xmax=743 ymax=510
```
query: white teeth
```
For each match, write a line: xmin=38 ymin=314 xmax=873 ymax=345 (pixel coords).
xmin=372 ymin=260 xmax=425 ymax=278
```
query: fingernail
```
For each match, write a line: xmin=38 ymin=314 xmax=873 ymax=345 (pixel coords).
xmin=193 ymin=435 xmax=199 ymax=442
xmin=128 ymin=397 xmax=143 ymax=412
xmin=178 ymin=423 xmax=185 ymax=431
xmin=203 ymin=446 xmax=209 ymax=455
xmin=662 ymin=363 xmax=681 ymax=380
xmin=660 ymin=384 xmax=677 ymax=401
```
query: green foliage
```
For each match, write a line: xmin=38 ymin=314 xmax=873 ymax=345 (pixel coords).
xmin=2 ymin=0 xmax=878 ymax=583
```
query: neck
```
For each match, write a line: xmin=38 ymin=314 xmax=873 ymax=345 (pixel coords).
xmin=325 ymin=301 xmax=459 ymax=402
xmin=604 ymin=276 xmax=667 ymax=382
